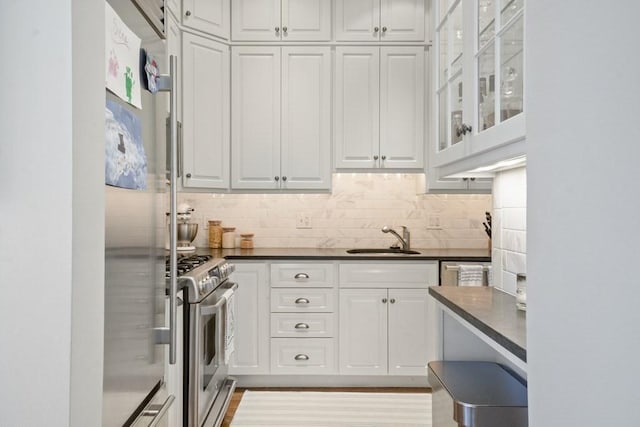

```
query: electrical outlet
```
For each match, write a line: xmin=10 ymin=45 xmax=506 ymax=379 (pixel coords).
xmin=427 ymin=215 xmax=442 ymax=230
xmin=296 ymin=212 xmax=312 ymax=229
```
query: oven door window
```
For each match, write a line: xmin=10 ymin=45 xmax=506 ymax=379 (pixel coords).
xmin=201 ymin=310 xmax=220 ymax=391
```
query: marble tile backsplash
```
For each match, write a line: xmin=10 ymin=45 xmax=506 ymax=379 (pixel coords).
xmin=180 ymin=174 xmax=492 ymax=250
xmin=492 ymin=167 xmax=527 ymax=295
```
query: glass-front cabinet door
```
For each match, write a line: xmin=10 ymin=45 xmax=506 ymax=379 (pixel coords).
xmin=474 ymin=0 xmax=524 ymax=152
xmin=434 ymin=0 xmax=468 ymax=166
xmin=432 ymin=0 xmax=525 ymax=167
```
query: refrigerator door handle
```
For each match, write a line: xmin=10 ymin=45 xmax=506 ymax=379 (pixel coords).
xmin=158 ymin=55 xmax=179 ymax=365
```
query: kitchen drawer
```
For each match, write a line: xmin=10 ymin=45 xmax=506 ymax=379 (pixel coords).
xmin=270 ymin=263 xmax=335 ymax=288
xmin=271 ymin=288 xmax=336 ymax=312
xmin=271 ymin=338 xmax=336 ymax=374
xmin=271 ymin=313 xmax=336 ymax=338
xmin=339 ymin=262 xmax=438 ymax=289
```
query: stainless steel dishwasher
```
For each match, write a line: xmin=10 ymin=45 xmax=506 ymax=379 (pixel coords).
xmin=440 ymin=261 xmax=491 ymax=286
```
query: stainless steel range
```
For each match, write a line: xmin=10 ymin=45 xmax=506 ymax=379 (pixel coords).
xmin=169 ymin=254 xmax=237 ymax=427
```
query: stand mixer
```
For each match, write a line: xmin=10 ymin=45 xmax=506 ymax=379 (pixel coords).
xmin=167 ymin=203 xmax=199 ymax=251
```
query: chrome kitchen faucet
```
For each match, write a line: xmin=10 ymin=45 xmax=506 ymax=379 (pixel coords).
xmin=381 ymin=225 xmax=411 ymax=250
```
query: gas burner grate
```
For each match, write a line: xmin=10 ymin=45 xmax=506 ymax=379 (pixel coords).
xmin=166 ymin=254 xmax=213 ymax=278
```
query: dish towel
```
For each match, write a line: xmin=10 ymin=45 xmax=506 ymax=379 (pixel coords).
xmin=458 ymin=264 xmax=484 ymax=286
xmin=225 ymin=291 xmax=236 ymax=364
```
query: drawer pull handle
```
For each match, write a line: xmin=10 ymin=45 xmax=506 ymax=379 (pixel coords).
xmin=295 ymin=297 xmax=310 ymax=304
xmin=294 ymin=273 xmax=310 ymax=280
xmin=294 ymin=354 xmax=309 ymax=361
xmin=294 ymin=323 xmax=310 ymax=330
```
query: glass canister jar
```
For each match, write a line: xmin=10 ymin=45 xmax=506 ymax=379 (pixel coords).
xmin=208 ymin=220 xmax=223 ymax=248
xmin=222 ymin=227 xmax=236 ymax=249
xmin=240 ymin=233 xmax=254 ymax=249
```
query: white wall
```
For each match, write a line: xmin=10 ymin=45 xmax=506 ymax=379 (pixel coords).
xmin=491 ymin=167 xmax=526 ymax=295
xmin=0 ymin=1 xmax=105 ymax=426
xmin=527 ymin=1 xmax=640 ymax=425
xmin=181 ymin=174 xmax=492 ymax=249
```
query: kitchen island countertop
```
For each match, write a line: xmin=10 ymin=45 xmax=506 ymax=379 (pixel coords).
xmin=429 ymin=286 xmax=527 ymax=363
xmin=202 ymin=247 xmax=491 ymax=261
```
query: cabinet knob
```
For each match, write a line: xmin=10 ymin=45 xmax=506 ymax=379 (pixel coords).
xmin=274 ymin=176 xmax=280 ymax=181
xmin=382 ymin=26 xmax=388 ymax=32
xmin=275 ymin=26 xmax=280 ymax=33
xmin=185 ymin=10 xmax=191 ymax=16
xmin=282 ymin=176 xmax=287 ymax=181
xmin=381 ymin=155 xmax=386 ymax=161
xmin=382 ymin=298 xmax=388 ymax=303
xmin=186 ymin=173 xmax=192 ymax=178
xmin=294 ymin=323 xmax=310 ymax=330
xmin=456 ymin=123 xmax=472 ymax=137
xmin=295 ymin=297 xmax=310 ymax=305
xmin=294 ymin=273 xmax=310 ymax=280
xmin=373 ymin=155 xmax=379 ymax=161
xmin=294 ymin=354 xmax=310 ymax=361
xmin=282 ymin=26 xmax=288 ymax=33
xmin=374 ymin=26 xmax=380 ymax=33
xmin=390 ymin=298 xmax=396 ymax=304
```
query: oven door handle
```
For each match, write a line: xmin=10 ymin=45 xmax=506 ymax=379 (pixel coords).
xmin=200 ymin=285 xmax=238 ymax=316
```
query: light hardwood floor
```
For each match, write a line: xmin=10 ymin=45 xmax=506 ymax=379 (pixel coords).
xmin=220 ymin=387 xmax=432 ymax=427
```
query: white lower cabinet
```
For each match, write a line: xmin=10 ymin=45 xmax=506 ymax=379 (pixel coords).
xmin=339 ymin=262 xmax=436 ymax=376
xmin=229 ymin=263 xmax=270 ymax=375
xmin=269 ymin=262 xmax=338 ymax=375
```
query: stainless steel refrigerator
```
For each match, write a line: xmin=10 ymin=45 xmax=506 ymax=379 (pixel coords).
xmin=103 ymin=0 xmax=179 ymax=425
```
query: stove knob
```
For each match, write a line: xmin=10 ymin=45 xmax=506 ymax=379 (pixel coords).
xmin=199 ymin=279 xmax=209 ymax=294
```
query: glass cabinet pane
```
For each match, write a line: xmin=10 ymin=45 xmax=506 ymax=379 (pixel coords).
xmin=450 ymin=75 xmax=463 ymax=145
xmin=440 ymin=0 xmax=449 ymax=21
xmin=500 ymin=15 xmax=524 ymax=121
xmin=438 ymin=89 xmax=448 ymax=151
xmin=439 ymin=18 xmax=448 ymax=87
xmin=478 ymin=42 xmax=495 ymax=132
xmin=501 ymin=0 xmax=524 ymax=25
xmin=478 ymin=0 xmax=495 ymax=49
xmin=451 ymin=2 xmax=463 ymax=76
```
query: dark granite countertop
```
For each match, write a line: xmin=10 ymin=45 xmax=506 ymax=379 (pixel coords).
xmin=200 ymin=247 xmax=491 ymax=261
xmin=428 ymin=286 xmax=527 ymax=362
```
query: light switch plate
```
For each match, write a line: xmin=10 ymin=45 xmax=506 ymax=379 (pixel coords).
xmin=427 ymin=215 xmax=442 ymax=230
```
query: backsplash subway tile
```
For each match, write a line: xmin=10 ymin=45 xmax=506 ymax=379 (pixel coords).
xmin=180 ymin=174 xmax=492 ymax=250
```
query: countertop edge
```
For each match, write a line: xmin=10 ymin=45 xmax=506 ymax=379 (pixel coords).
xmin=428 ymin=287 xmax=527 ymax=363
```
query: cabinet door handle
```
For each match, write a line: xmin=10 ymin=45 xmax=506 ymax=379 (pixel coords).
xmin=294 ymin=323 xmax=310 ymax=329
xmin=295 ymin=297 xmax=310 ymax=305
xmin=374 ymin=26 xmax=380 ymax=33
xmin=275 ymin=27 xmax=280 ymax=33
xmin=274 ymin=176 xmax=280 ymax=181
xmin=456 ymin=123 xmax=472 ymax=137
xmin=282 ymin=26 xmax=288 ymax=33
xmin=282 ymin=176 xmax=287 ymax=181
xmin=381 ymin=155 xmax=386 ymax=161
xmin=294 ymin=273 xmax=310 ymax=280
xmin=382 ymin=298 xmax=388 ymax=303
xmin=295 ymin=354 xmax=309 ymax=361
xmin=382 ymin=26 xmax=388 ymax=32
xmin=390 ymin=298 xmax=396 ymax=304
xmin=186 ymin=173 xmax=192 ymax=178
xmin=373 ymin=155 xmax=379 ymax=161
xmin=185 ymin=10 xmax=191 ymax=17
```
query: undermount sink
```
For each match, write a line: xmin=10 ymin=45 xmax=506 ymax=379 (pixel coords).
xmin=346 ymin=248 xmax=421 ymax=255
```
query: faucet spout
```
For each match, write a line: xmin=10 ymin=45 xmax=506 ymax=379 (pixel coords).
xmin=381 ymin=225 xmax=411 ymax=250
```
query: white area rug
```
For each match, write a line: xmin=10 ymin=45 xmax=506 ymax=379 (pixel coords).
xmin=230 ymin=391 xmax=432 ymax=427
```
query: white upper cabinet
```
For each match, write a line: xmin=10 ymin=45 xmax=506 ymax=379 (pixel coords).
xmin=335 ymin=46 xmax=425 ymax=169
xmin=181 ymin=32 xmax=230 ymax=189
xmin=182 ymin=0 xmax=230 ymax=40
xmin=431 ymin=0 xmax=525 ymax=171
xmin=232 ymin=0 xmax=331 ymax=41
xmin=232 ymin=46 xmax=332 ymax=190
xmin=335 ymin=0 xmax=425 ymax=42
